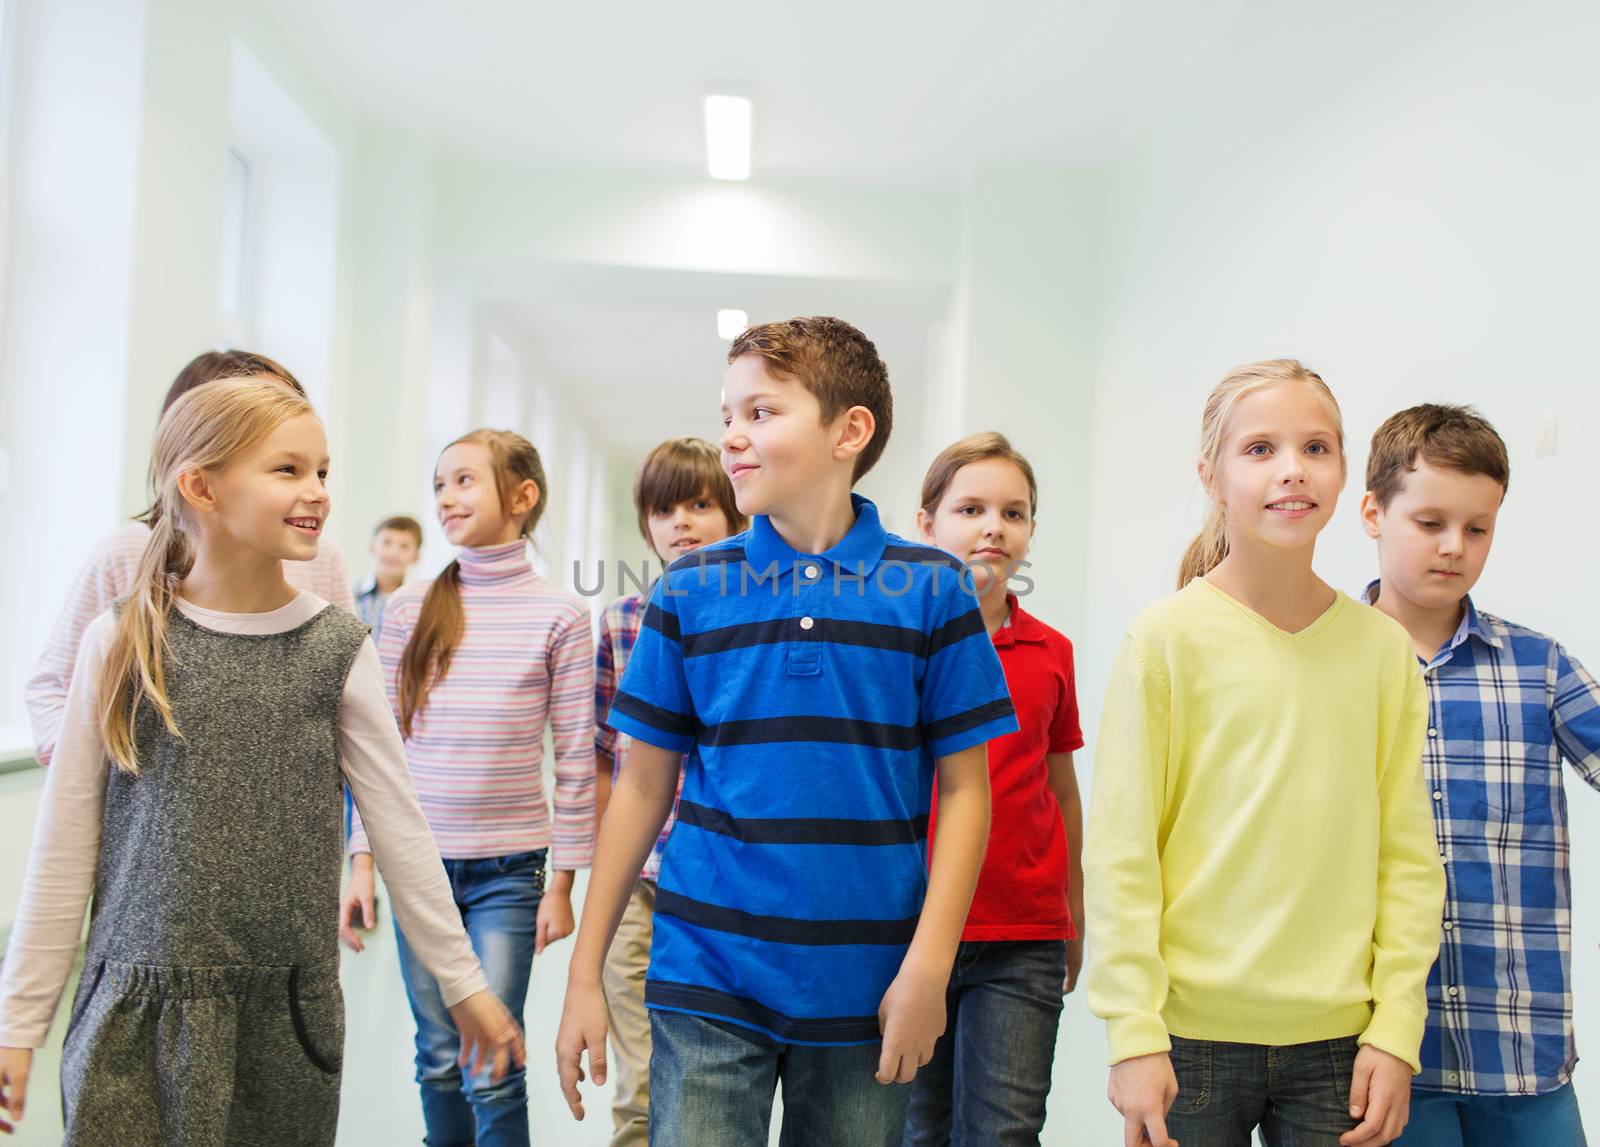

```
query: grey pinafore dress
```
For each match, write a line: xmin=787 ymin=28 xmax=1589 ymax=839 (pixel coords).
xmin=59 ymin=603 xmax=368 ymax=1146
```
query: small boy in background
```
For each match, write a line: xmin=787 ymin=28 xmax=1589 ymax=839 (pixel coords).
xmin=355 ymin=515 xmax=423 ymax=640
xmin=1361 ymin=404 xmax=1599 ymax=1146
xmin=593 ymin=436 xmax=746 ymax=1147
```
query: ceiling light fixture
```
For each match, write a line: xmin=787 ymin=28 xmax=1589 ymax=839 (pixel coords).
xmin=717 ymin=309 xmax=749 ymax=340
xmin=704 ymin=94 xmax=752 ymax=181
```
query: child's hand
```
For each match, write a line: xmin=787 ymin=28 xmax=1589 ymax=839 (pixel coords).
xmin=446 ymin=989 xmax=526 ymax=1084
xmin=1108 ymin=1051 xmax=1179 ymax=1147
xmin=535 ymin=883 xmax=575 ymax=955
xmin=339 ymin=854 xmax=377 ymax=953
xmin=1064 ymin=938 xmax=1084 ymax=994
xmin=0 ymin=1047 xmax=31 ymax=1135
xmin=555 ymin=978 xmax=609 ymax=1120
xmin=1340 ymin=1045 xmax=1411 ymax=1146
xmin=875 ymin=960 xmax=948 ymax=1085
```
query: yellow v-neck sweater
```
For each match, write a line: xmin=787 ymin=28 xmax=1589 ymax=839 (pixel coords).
xmin=1084 ymin=579 xmax=1444 ymax=1070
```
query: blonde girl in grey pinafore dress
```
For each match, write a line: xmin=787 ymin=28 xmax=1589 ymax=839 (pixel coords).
xmin=0 ymin=379 xmax=525 ymax=1146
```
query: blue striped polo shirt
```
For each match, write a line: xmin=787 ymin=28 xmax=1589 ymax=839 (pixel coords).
xmin=605 ymin=494 xmax=1018 ymax=1045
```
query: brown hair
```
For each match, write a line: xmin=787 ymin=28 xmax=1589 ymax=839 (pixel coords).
xmin=633 ymin=437 xmax=747 ymax=546
xmin=727 ymin=316 xmax=893 ymax=482
xmin=103 ymin=379 xmax=317 ymax=772
xmin=397 ymin=430 xmax=548 ymax=737
xmin=919 ymin=432 xmax=1038 ymax=518
xmin=1366 ymin=404 xmax=1509 ymax=508
xmin=162 ymin=349 xmax=303 ymax=414
xmin=375 ymin=515 xmax=425 ymax=545
xmin=1178 ymin=359 xmax=1346 ymax=588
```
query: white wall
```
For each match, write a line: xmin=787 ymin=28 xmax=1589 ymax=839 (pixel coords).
xmin=1076 ymin=0 xmax=1600 ymax=1133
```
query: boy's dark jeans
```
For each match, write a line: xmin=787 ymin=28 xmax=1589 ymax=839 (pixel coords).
xmin=649 ymin=1010 xmax=911 ymax=1147
xmin=901 ymin=939 xmax=1066 ymax=1146
xmin=1166 ymin=1033 xmax=1363 ymax=1147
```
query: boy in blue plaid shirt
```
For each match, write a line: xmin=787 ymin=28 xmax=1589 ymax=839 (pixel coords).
xmin=1360 ymin=404 xmax=1599 ymax=1145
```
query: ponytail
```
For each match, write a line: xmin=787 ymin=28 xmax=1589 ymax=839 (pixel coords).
xmin=398 ymin=560 xmax=465 ymax=738
xmin=1177 ymin=506 xmax=1228 ymax=589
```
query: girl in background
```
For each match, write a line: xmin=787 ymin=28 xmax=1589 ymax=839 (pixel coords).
xmin=904 ymin=432 xmax=1085 ymax=1147
xmin=25 ymin=349 xmax=356 ymax=768
xmin=0 ymin=380 xmax=521 ymax=1145
xmin=1085 ymin=360 xmax=1444 ymax=1147
xmin=342 ymin=428 xmax=595 ymax=1147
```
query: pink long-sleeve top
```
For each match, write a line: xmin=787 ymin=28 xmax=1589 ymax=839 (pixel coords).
xmin=348 ymin=541 xmax=596 ymax=869
xmin=25 ymin=522 xmax=355 ymax=766
xmin=0 ymin=592 xmax=489 ymax=1049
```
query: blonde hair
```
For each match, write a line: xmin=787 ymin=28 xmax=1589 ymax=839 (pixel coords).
xmin=1177 ymin=359 xmax=1345 ymax=588
xmin=398 ymin=429 xmax=548 ymax=738
xmin=102 ymin=379 xmax=318 ymax=773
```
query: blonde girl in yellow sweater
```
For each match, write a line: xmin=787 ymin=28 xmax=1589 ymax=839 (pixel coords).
xmin=1084 ymin=360 xmax=1445 ymax=1147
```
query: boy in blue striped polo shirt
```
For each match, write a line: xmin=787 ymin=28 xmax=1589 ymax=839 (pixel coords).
xmin=556 ymin=316 xmax=1017 ymax=1146
xmin=1360 ymin=405 xmax=1600 ymax=1146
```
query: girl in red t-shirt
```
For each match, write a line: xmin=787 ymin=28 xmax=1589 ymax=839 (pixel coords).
xmin=905 ymin=432 xmax=1085 ymax=1147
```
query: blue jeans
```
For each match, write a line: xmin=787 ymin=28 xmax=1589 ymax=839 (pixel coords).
xmin=394 ymin=849 xmax=545 ymax=1147
xmin=902 ymin=940 xmax=1065 ymax=1146
xmin=1397 ymin=1082 xmax=1586 ymax=1146
xmin=1165 ymin=1034 xmax=1362 ymax=1146
xmin=649 ymin=1010 xmax=912 ymax=1147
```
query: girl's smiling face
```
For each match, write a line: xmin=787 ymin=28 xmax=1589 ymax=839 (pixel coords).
xmin=434 ymin=440 xmax=539 ymax=547
xmin=200 ymin=411 xmax=330 ymax=563
xmin=1203 ymin=383 xmax=1346 ymax=558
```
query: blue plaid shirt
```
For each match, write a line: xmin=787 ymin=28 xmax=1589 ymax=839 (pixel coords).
xmin=1363 ymin=583 xmax=1600 ymax=1095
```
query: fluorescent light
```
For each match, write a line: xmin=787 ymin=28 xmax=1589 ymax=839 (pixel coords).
xmin=704 ymin=94 xmax=752 ymax=181
xmin=717 ymin=309 xmax=748 ymax=340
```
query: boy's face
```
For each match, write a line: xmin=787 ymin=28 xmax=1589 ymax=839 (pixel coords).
xmin=1361 ymin=459 xmax=1503 ymax=613
xmin=720 ymin=355 xmax=853 ymax=519
xmin=645 ymin=490 xmax=736 ymax=564
xmin=371 ymin=528 xmax=420 ymax=577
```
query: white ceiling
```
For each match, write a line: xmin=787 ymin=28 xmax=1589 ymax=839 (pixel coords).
xmin=484 ymin=266 xmax=942 ymax=455
xmin=252 ymin=0 xmax=1240 ymax=183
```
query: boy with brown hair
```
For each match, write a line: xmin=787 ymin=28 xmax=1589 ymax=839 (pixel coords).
xmin=594 ymin=437 xmax=746 ymax=1147
xmin=354 ymin=514 xmax=424 ymax=640
xmin=557 ymin=316 xmax=1016 ymax=1146
xmin=1360 ymin=404 xmax=1598 ymax=1145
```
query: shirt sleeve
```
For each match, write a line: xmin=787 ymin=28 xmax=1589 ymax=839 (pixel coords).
xmin=319 ymin=541 xmax=357 ymax=612
xmin=348 ymin=593 xmax=414 ymax=857
xmin=337 ymin=641 xmax=488 ymax=1007
xmin=546 ymin=605 xmax=597 ymax=870
xmin=1360 ymin=666 xmax=1447 ymax=1072
xmin=1049 ymin=636 xmax=1086 ymax=754
xmin=1552 ymin=643 xmax=1600 ymax=792
xmin=0 ymin=615 xmax=116 ymax=1047
xmin=24 ymin=534 xmax=139 ymax=767
xmin=1083 ymin=634 xmax=1174 ymax=1064
xmin=919 ymin=567 xmax=1018 ymax=757
xmin=594 ymin=607 xmax=619 ymax=771
xmin=605 ymin=578 xmax=698 ymax=753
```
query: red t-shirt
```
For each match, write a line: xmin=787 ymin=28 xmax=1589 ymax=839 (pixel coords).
xmin=930 ymin=596 xmax=1084 ymax=941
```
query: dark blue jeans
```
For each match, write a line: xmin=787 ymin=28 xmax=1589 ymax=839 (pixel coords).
xmin=1166 ymin=1034 xmax=1362 ymax=1146
xmin=649 ymin=1009 xmax=912 ymax=1147
xmin=902 ymin=940 xmax=1066 ymax=1146
xmin=1397 ymin=1082 xmax=1586 ymax=1146
xmin=394 ymin=849 xmax=545 ymax=1147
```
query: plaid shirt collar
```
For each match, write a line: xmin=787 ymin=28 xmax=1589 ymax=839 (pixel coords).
xmin=1359 ymin=580 xmax=1503 ymax=665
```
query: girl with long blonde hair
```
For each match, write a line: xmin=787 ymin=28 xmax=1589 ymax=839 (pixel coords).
xmin=0 ymin=380 xmax=523 ymax=1146
xmin=1084 ymin=360 xmax=1445 ymax=1147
